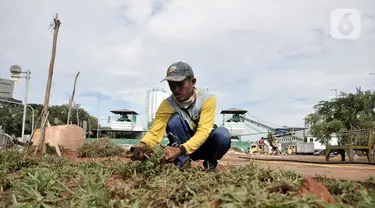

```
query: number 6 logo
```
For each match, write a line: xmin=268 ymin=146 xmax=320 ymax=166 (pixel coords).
xmin=331 ymin=9 xmax=361 ymax=40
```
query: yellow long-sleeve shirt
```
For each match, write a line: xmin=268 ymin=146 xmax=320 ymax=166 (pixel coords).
xmin=141 ymin=95 xmax=216 ymax=155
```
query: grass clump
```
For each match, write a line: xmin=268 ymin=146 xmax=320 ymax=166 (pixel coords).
xmin=1 ymin=149 xmax=375 ymax=207
xmin=77 ymin=138 xmax=126 ymax=157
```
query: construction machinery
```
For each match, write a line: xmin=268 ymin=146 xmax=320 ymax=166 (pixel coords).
xmin=286 ymin=142 xmax=314 ymax=155
xmin=269 ymin=138 xmax=280 ymax=155
xmin=220 ymin=108 xmax=312 ymax=156
xmin=220 ymin=108 xmax=308 ymax=141
xmin=248 ymin=143 xmax=265 ymax=154
xmin=248 ymin=138 xmax=270 ymax=154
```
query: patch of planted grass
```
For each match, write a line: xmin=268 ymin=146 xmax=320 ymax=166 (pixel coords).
xmin=77 ymin=138 xmax=127 ymax=158
xmin=0 ymin=149 xmax=374 ymax=207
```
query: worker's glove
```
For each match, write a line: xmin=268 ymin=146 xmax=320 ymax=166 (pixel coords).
xmin=126 ymin=142 xmax=153 ymax=161
xmin=160 ymin=143 xmax=186 ymax=163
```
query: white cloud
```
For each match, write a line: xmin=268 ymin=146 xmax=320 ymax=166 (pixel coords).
xmin=1 ymin=0 xmax=374 ymax=140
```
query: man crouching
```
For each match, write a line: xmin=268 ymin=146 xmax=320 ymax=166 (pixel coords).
xmin=127 ymin=61 xmax=231 ymax=171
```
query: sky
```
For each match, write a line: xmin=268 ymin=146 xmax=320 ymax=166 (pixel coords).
xmin=1 ymin=0 xmax=374 ymax=140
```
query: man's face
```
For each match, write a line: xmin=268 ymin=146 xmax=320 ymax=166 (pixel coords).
xmin=168 ymin=78 xmax=196 ymax=102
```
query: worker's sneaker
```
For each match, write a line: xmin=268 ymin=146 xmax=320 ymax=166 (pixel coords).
xmin=175 ymin=155 xmax=191 ymax=169
xmin=179 ymin=159 xmax=192 ymax=169
xmin=202 ymin=160 xmax=218 ymax=171
xmin=203 ymin=163 xmax=225 ymax=173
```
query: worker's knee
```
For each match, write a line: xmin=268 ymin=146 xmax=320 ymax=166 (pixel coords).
xmin=189 ymin=127 xmax=231 ymax=161
xmin=166 ymin=113 xmax=192 ymax=145
xmin=210 ymin=127 xmax=231 ymax=150
xmin=167 ymin=113 xmax=185 ymax=130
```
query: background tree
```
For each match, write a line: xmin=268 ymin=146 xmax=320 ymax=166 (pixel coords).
xmin=0 ymin=103 xmax=98 ymax=137
xmin=304 ymin=87 xmax=375 ymax=145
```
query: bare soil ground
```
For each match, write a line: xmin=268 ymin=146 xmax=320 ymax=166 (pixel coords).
xmin=250 ymin=154 xmax=375 ymax=163
xmin=219 ymin=153 xmax=375 ymax=182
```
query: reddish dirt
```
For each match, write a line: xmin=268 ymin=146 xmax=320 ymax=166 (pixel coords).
xmin=191 ymin=161 xmax=203 ymax=168
xmin=250 ymin=154 xmax=375 ymax=163
xmin=297 ymin=176 xmax=336 ymax=205
xmin=63 ymin=150 xmax=77 ymax=158
xmin=60 ymin=192 xmax=71 ymax=200
xmin=105 ymin=176 xmax=126 ymax=187
xmin=220 ymin=154 xmax=375 ymax=182
xmin=210 ymin=199 xmax=222 ymax=208
xmin=215 ymin=164 xmax=226 ymax=172
xmin=190 ymin=161 xmax=226 ymax=172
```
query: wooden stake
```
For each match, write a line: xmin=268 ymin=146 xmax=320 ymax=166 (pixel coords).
xmin=67 ymin=71 xmax=80 ymax=124
xmin=35 ymin=111 xmax=49 ymax=155
xmin=76 ymin=105 xmax=80 ymax=126
xmin=54 ymin=143 xmax=62 ymax=156
xmin=22 ymin=109 xmax=44 ymax=159
xmin=38 ymin=13 xmax=61 ymax=154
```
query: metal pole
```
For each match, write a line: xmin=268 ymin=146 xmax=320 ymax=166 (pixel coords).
xmin=370 ymin=73 xmax=375 ymax=92
xmin=96 ymin=93 xmax=99 ymax=139
xmin=67 ymin=72 xmax=80 ymax=124
xmin=27 ymin=105 xmax=35 ymax=134
xmin=76 ymin=104 xmax=80 ymax=126
xmin=329 ymin=89 xmax=337 ymax=99
xmin=21 ymin=70 xmax=30 ymax=142
xmin=88 ymin=115 xmax=91 ymax=139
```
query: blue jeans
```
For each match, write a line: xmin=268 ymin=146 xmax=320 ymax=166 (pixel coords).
xmin=166 ymin=113 xmax=231 ymax=168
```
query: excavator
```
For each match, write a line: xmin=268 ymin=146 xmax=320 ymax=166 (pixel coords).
xmin=220 ymin=108 xmax=307 ymax=155
xmin=248 ymin=138 xmax=268 ymax=154
xmin=248 ymin=137 xmax=280 ymax=155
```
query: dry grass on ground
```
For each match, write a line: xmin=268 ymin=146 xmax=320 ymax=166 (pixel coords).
xmin=1 ymin=141 xmax=375 ymax=207
xmin=76 ymin=138 xmax=127 ymax=158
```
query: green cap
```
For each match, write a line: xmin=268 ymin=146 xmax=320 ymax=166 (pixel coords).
xmin=161 ymin=61 xmax=194 ymax=82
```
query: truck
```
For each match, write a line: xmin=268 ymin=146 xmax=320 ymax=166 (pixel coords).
xmin=287 ymin=142 xmax=314 ymax=155
xmin=248 ymin=143 xmax=269 ymax=154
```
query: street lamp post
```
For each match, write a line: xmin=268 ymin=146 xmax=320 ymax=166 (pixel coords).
xmin=329 ymin=88 xmax=337 ymax=99
xmin=369 ymin=73 xmax=375 ymax=92
xmin=96 ymin=93 xmax=100 ymax=139
xmin=10 ymin=65 xmax=31 ymax=142
xmin=27 ymin=105 xmax=35 ymax=134
xmin=74 ymin=103 xmax=80 ymax=127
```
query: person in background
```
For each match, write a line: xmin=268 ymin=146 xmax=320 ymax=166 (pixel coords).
xmin=126 ymin=61 xmax=231 ymax=171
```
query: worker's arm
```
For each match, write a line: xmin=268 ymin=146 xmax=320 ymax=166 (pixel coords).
xmin=140 ymin=100 xmax=174 ymax=148
xmin=181 ymin=96 xmax=216 ymax=155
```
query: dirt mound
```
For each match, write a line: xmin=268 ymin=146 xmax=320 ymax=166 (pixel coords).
xmin=297 ymin=176 xmax=336 ymax=205
xmin=229 ymin=147 xmax=245 ymax=153
xmin=63 ymin=149 xmax=77 ymax=158
xmin=31 ymin=124 xmax=85 ymax=150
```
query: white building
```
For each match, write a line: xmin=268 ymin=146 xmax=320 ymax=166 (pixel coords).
xmin=146 ymin=88 xmax=171 ymax=129
xmin=108 ymin=109 xmax=144 ymax=132
xmin=145 ymin=87 xmax=211 ymax=130
xmin=304 ymin=129 xmax=338 ymax=150
xmin=276 ymin=128 xmax=338 ymax=150
xmin=220 ymin=108 xmax=248 ymax=140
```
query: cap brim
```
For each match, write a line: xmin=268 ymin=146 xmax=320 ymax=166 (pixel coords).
xmin=160 ymin=76 xmax=187 ymax=82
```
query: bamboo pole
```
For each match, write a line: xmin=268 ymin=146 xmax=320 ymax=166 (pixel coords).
xmin=38 ymin=13 xmax=61 ymax=154
xmin=67 ymin=71 xmax=80 ymax=124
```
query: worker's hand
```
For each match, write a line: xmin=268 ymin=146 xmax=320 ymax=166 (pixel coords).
xmin=126 ymin=142 xmax=153 ymax=161
xmin=160 ymin=143 xmax=182 ymax=163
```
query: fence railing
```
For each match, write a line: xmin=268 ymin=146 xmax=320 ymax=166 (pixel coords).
xmin=0 ymin=132 xmax=16 ymax=150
